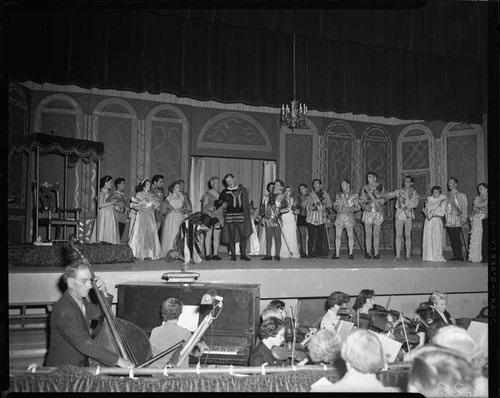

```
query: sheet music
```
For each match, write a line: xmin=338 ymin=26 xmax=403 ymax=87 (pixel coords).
xmin=335 ymin=320 xmax=355 ymax=340
xmin=177 ymin=305 xmax=200 ymax=332
xmin=377 ymin=334 xmax=402 ymax=363
xmin=467 ymin=321 xmax=488 ymax=349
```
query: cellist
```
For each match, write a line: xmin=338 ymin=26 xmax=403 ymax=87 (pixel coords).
xmin=45 ymin=259 xmax=133 ymax=368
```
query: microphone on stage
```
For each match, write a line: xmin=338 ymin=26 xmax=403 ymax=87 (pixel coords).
xmin=201 ymin=289 xmax=223 ymax=305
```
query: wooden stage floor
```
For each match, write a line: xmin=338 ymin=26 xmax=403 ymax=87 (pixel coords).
xmin=9 ymin=249 xmax=488 ymax=321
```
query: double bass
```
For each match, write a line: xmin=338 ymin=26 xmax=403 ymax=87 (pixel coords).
xmin=72 ymin=245 xmax=152 ymax=367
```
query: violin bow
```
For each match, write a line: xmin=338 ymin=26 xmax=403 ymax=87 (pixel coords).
xmin=399 ymin=312 xmax=412 ymax=359
xmin=290 ymin=303 xmax=300 ymax=363
xmin=385 ymin=294 xmax=393 ymax=310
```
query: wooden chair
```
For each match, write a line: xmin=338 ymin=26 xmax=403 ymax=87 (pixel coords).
xmin=36 ymin=182 xmax=81 ymax=241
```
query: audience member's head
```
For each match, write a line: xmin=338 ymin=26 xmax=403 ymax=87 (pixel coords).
xmin=327 ymin=291 xmax=350 ymax=310
xmin=308 ymin=329 xmax=342 ymax=365
xmin=407 ymin=345 xmax=476 ymax=397
xmin=341 ymin=329 xmax=385 ymax=374
xmin=160 ymin=298 xmax=183 ymax=322
xmin=432 ymin=325 xmax=485 ymax=373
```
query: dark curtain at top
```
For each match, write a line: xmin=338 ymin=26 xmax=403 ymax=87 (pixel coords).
xmin=6 ymin=4 xmax=487 ymax=123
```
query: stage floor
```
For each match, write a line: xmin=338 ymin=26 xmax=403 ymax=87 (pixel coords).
xmin=9 ymin=248 xmax=487 ymax=273
xmin=9 ymin=249 xmax=488 ymax=321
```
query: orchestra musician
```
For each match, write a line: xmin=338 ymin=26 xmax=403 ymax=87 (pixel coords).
xmin=320 ymin=291 xmax=351 ymax=331
xmin=45 ymin=260 xmax=133 ymax=368
xmin=351 ymin=289 xmax=375 ymax=329
xmin=415 ymin=291 xmax=456 ymax=343
xmin=250 ymin=316 xmax=287 ymax=367
xmin=149 ymin=298 xmax=192 ymax=368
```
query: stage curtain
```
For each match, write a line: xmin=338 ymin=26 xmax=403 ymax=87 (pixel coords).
xmin=7 ymin=365 xmax=409 ymax=392
xmin=7 ymin=6 xmax=487 ymax=123
xmin=190 ymin=157 xmax=206 ymax=214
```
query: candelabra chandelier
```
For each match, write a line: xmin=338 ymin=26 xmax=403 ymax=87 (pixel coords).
xmin=281 ymin=34 xmax=308 ymax=129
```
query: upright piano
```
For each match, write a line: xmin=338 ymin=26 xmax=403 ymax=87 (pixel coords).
xmin=116 ymin=282 xmax=260 ymax=366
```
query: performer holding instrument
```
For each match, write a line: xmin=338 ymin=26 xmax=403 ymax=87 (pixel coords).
xmin=386 ymin=176 xmax=419 ymax=261
xmin=45 ymin=253 xmax=140 ymax=368
xmin=359 ymin=172 xmax=387 ymax=261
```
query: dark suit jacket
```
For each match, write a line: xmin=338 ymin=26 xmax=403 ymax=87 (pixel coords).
xmin=45 ymin=290 xmax=119 ymax=367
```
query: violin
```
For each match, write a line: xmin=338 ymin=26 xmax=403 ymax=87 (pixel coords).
xmin=271 ymin=344 xmax=308 ymax=363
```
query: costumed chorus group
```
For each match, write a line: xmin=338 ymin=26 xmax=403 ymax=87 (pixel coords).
xmin=91 ymin=172 xmax=488 ymax=264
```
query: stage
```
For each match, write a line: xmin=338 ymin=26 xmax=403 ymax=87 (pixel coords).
xmin=9 ymin=249 xmax=488 ymax=324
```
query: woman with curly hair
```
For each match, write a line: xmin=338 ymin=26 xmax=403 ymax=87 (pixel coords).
xmin=160 ymin=180 xmax=188 ymax=258
xmin=250 ymin=316 xmax=287 ymax=367
xmin=90 ymin=175 xmax=120 ymax=244
xmin=128 ymin=179 xmax=162 ymax=260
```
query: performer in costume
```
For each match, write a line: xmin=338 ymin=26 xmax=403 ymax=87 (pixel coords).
xmin=128 ymin=179 xmax=162 ymax=260
xmin=386 ymin=175 xmax=419 ymax=261
xmin=258 ymin=182 xmax=275 ymax=255
xmin=110 ymin=177 xmax=130 ymax=242
xmin=90 ymin=175 xmax=120 ymax=244
xmin=304 ymin=179 xmax=332 ymax=258
xmin=45 ymin=259 xmax=133 ymax=368
xmin=200 ymin=177 xmax=224 ymax=261
xmin=468 ymin=183 xmax=488 ymax=263
xmin=179 ymin=180 xmax=193 ymax=216
xmin=150 ymin=175 xmax=165 ymax=234
xmin=160 ymin=181 xmax=188 ymax=258
xmin=359 ymin=172 xmax=386 ymax=260
xmin=279 ymin=185 xmax=300 ymax=259
xmin=445 ymin=177 xmax=468 ymax=261
xmin=332 ymin=179 xmax=360 ymax=260
xmin=257 ymin=179 xmax=288 ymax=261
xmin=295 ymin=183 xmax=309 ymax=258
xmin=213 ymin=173 xmax=253 ymax=262
xmin=422 ymin=186 xmax=448 ymax=262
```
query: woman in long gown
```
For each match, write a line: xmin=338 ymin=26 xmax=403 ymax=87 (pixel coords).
xmin=422 ymin=186 xmax=448 ymax=262
xmin=128 ymin=179 xmax=162 ymax=260
xmin=468 ymin=183 xmax=488 ymax=263
xmin=279 ymin=186 xmax=300 ymax=258
xmin=160 ymin=180 xmax=187 ymax=258
xmin=90 ymin=175 xmax=120 ymax=244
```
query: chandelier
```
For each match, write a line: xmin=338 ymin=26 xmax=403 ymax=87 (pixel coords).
xmin=281 ymin=34 xmax=308 ymax=129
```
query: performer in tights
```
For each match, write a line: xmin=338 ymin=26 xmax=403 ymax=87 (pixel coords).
xmin=213 ymin=174 xmax=253 ymax=262
xmin=359 ymin=172 xmax=386 ymax=260
xmin=445 ymin=177 xmax=468 ymax=261
xmin=386 ymin=175 xmax=419 ymax=261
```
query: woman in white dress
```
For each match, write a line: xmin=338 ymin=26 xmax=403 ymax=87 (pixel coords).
xmin=160 ymin=180 xmax=187 ymax=258
xmin=468 ymin=183 xmax=488 ymax=263
xmin=279 ymin=186 xmax=300 ymax=258
xmin=90 ymin=175 xmax=120 ymax=244
xmin=128 ymin=179 xmax=162 ymax=260
xmin=422 ymin=186 xmax=448 ymax=262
